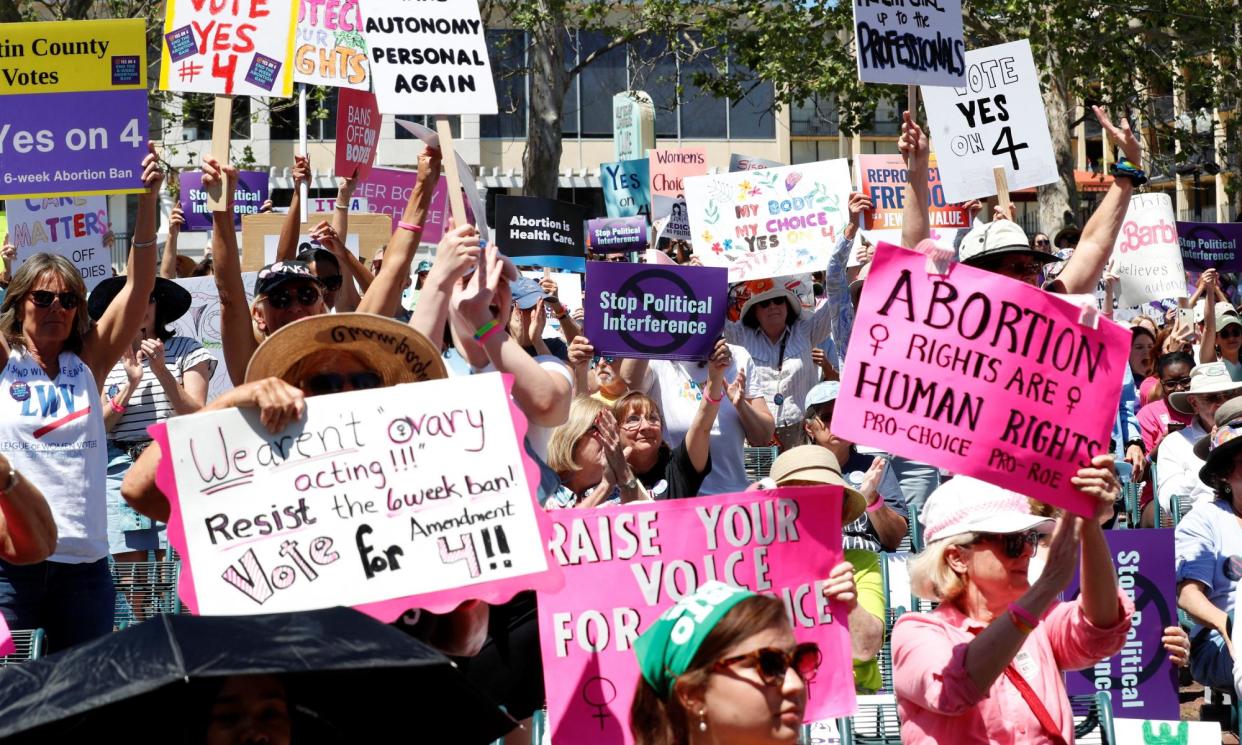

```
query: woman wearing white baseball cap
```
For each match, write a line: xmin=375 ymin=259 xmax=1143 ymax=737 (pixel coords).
xmin=892 ymin=461 xmax=1132 ymax=744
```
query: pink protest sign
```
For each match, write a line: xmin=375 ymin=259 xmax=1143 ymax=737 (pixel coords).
xmin=0 ymin=614 xmax=13 ymax=657
xmin=334 ymin=88 xmax=381 ymax=181
xmin=149 ymin=372 xmax=563 ymax=619
xmin=837 ymin=242 xmax=1129 ymax=516
xmin=355 ymin=168 xmax=473 ymax=246
xmin=536 ymin=487 xmax=855 ymax=745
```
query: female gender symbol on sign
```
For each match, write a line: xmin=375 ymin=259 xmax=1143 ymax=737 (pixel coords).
xmin=582 ymin=676 xmax=618 ymax=730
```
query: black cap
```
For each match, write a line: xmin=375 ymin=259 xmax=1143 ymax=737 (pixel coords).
xmin=253 ymin=260 xmax=323 ymax=297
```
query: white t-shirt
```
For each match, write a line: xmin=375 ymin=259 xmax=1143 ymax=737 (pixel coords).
xmin=103 ymin=336 xmax=217 ymax=443
xmin=644 ymin=345 xmax=761 ymax=496
xmin=472 ymin=354 xmax=572 ymax=462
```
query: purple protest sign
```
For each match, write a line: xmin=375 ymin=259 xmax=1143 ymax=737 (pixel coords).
xmin=587 ymin=216 xmax=648 ymax=255
xmin=1177 ymin=222 xmax=1242 ymax=273
xmin=0 ymin=89 xmax=148 ymax=199
xmin=585 ymin=261 xmax=727 ymax=361
xmin=180 ymin=170 xmax=270 ymax=231
xmin=1064 ymin=528 xmax=1179 ymax=720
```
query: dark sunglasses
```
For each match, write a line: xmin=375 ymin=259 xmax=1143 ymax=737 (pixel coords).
xmin=1220 ymin=325 xmax=1242 ymax=339
xmin=29 ymin=290 xmax=80 ymax=310
xmin=265 ymin=285 xmax=322 ymax=310
xmin=1034 ymin=239 xmax=1051 ymax=247
xmin=714 ymin=642 xmax=821 ymax=687
xmin=754 ymin=298 xmax=784 ymax=309
xmin=997 ymin=261 xmax=1043 ymax=277
xmin=1161 ymin=376 xmax=1193 ymax=391
xmin=593 ymin=354 xmax=617 ymax=365
xmin=973 ymin=530 xmax=1040 ymax=559
xmin=320 ymin=275 xmax=344 ymax=292
xmin=301 ymin=371 xmax=383 ymax=396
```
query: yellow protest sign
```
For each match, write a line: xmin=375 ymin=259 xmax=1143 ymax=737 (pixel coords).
xmin=0 ymin=19 xmax=146 ymax=96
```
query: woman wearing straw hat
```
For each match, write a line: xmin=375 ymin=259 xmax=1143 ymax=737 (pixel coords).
xmin=1157 ymin=361 xmax=1242 ymax=513
xmin=89 ymin=276 xmax=216 ymax=566
xmin=892 ymin=465 xmax=1132 ymax=744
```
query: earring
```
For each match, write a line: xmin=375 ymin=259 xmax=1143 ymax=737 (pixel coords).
xmin=699 ymin=710 xmax=708 ymax=732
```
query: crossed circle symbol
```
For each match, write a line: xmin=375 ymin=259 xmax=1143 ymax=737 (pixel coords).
xmin=1068 ymin=571 xmax=1172 ymax=689
xmin=614 ymin=268 xmax=703 ymax=355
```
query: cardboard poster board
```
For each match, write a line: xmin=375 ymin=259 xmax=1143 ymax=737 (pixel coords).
xmin=180 ymin=171 xmax=269 ymax=231
xmin=1111 ymin=193 xmax=1187 ymax=306
xmin=853 ymin=0 xmax=965 ymax=86
xmin=241 ymin=212 xmax=390 ymax=270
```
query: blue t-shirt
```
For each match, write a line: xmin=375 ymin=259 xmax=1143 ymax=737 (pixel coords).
xmin=1175 ymin=498 xmax=1242 ymax=637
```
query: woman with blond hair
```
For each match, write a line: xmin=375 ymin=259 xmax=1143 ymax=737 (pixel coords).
xmin=546 ymin=396 xmax=649 ymax=508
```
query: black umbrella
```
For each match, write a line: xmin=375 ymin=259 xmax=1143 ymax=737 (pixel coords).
xmin=0 ymin=607 xmax=516 ymax=744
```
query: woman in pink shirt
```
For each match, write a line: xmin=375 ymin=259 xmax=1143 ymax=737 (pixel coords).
xmin=892 ymin=457 xmax=1133 ymax=745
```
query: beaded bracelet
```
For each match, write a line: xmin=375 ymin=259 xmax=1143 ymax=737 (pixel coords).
xmin=397 ymin=221 xmax=423 ymax=233
xmin=473 ymin=319 xmax=499 ymax=341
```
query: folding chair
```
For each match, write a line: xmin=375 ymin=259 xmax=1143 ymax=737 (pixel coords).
xmin=110 ymin=552 xmax=182 ymax=629
xmin=0 ymin=628 xmax=45 ymax=667
xmin=1069 ymin=691 xmax=1115 ymax=745
xmin=744 ymin=445 xmax=780 ymax=483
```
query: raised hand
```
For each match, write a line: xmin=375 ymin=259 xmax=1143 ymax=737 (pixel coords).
xmin=1093 ymin=106 xmax=1142 ymax=165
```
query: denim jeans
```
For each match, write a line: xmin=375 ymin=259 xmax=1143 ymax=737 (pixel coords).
xmin=0 ymin=557 xmax=115 ymax=653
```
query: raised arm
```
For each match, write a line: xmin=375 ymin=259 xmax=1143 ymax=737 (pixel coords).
xmin=327 ymin=177 xmax=364 ymax=311
xmin=899 ymin=112 xmax=931 ymax=250
xmin=357 ymin=147 xmax=441 ymax=316
xmin=687 ymin=340 xmax=728 ymax=472
xmin=274 ymin=155 xmax=310 ymax=263
xmin=409 ymin=223 xmax=481 ymax=347
xmin=202 ymin=157 xmax=257 ymax=386
xmin=85 ymin=143 xmax=161 ymax=390
xmin=159 ymin=206 xmax=185 ymax=279
xmin=1199 ymin=271 xmax=1219 ymax=363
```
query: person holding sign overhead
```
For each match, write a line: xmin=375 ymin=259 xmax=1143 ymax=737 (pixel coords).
xmin=0 ymin=143 xmax=163 ymax=651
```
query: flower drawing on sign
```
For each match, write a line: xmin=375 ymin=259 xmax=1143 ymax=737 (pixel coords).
xmin=706 ymin=180 xmax=733 ymax=204
xmin=785 ymin=171 xmax=803 ymax=191
xmin=712 ymin=243 xmax=723 ymax=255
xmin=755 ymin=171 xmax=779 ymax=191
xmin=701 ymin=230 xmax=714 ymax=244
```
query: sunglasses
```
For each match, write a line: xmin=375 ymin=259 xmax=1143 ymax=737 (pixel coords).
xmin=996 ymin=261 xmax=1043 ymax=278
xmin=1162 ymin=376 xmax=1193 ymax=391
xmin=265 ymin=285 xmax=322 ymax=310
xmin=714 ymin=642 xmax=821 ymax=687
xmin=320 ymin=275 xmax=344 ymax=292
xmin=1220 ymin=325 xmax=1242 ymax=339
xmin=1034 ymin=239 xmax=1051 ymax=247
xmin=29 ymin=290 xmax=81 ymax=310
xmin=973 ymin=530 xmax=1041 ymax=559
xmin=301 ymin=371 xmax=383 ymax=396
xmin=1196 ymin=392 xmax=1234 ymax=406
xmin=592 ymin=354 xmax=617 ymax=366
xmin=754 ymin=298 xmax=784 ymax=309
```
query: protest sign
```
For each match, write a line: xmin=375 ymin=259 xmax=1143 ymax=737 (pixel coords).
xmin=263 ymin=233 xmax=360 ymax=265
xmin=585 ymin=262 xmax=727 ymax=361
xmin=921 ymin=40 xmax=1059 ymax=203
xmin=354 ymin=167 xmax=472 ymax=246
xmin=179 ymin=170 xmax=269 ymax=232
xmin=686 ymin=159 xmax=852 ymax=282
xmin=294 ymin=0 xmax=369 ymax=90
xmin=729 ymin=154 xmax=784 ymax=172
xmin=836 ymin=242 xmax=1129 ymax=516
xmin=159 ymin=0 xmax=296 ymax=96
xmin=649 ymin=147 xmax=708 ymax=200
xmin=1112 ymin=193 xmax=1186 ymax=306
xmin=392 ymin=118 xmax=490 ymax=241
xmin=309 ymin=196 xmax=368 ymax=213
xmin=335 ymin=89 xmax=382 ymax=180
xmin=495 ymin=196 xmax=588 ymax=273
xmin=858 ymin=154 xmax=969 ymax=232
xmin=536 ymin=487 xmax=855 ymax=745
xmin=0 ymin=19 xmax=148 ymax=199
xmin=651 ymin=195 xmax=692 ymax=242
xmin=6 ymin=196 xmax=110 ymax=290
xmin=153 ymin=371 xmax=563 ymax=617
xmin=853 ymin=0 xmax=964 ymax=86
xmin=520 ymin=270 xmax=582 ymax=342
xmin=362 ymin=0 xmax=497 ymax=115
xmin=1064 ymin=529 xmax=1178 ymax=721
xmin=1114 ymin=720 xmax=1221 ymax=745
xmin=0 ymin=614 xmax=12 ymax=657
xmin=170 ymin=273 xmax=257 ymax=402
xmin=1177 ymin=221 xmax=1242 ymax=273
xmin=601 ymin=159 xmax=651 ymax=219
xmin=613 ymin=91 xmax=655 ymax=161
xmin=587 ymin=217 xmax=648 ymax=255
xmin=241 ymin=213 xmax=391 ymax=270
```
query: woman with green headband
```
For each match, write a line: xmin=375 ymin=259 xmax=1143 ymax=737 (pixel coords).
xmin=630 ymin=581 xmax=827 ymax=745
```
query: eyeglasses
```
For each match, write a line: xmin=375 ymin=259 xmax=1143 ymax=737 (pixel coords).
xmin=1162 ymin=376 xmax=1193 ymax=391
xmin=621 ymin=414 xmax=661 ymax=430
xmin=713 ymin=642 xmax=821 ymax=687
xmin=301 ymin=371 xmax=383 ymax=395
xmin=320 ymin=275 xmax=344 ymax=292
xmin=264 ymin=285 xmax=322 ymax=310
xmin=29 ymin=290 xmax=81 ymax=310
xmin=996 ymin=261 xmax=1043 ymax=278
xmin=1196 ymin=392 xmax=1234 ymax=406
xmin=1220 ymin=326 xmax=1242 ymax=339
xmin=1034 ymin=239 xmax=1051 ymax=247
xmin=593 ymin=354 xmax=617 ymax=366
xmin=973 ymin=530 xmax=1041 ymax=559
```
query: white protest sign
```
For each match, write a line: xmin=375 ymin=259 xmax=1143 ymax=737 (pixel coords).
xmin=161 ymin=372 xmax=558 ymax=616
xmin=652 ymin=194 xmax=691 ymax=241
xmin=686 ymin=159 xmax=852 ymax=282
xmin=1114 ymin=720 xmax=1220 ymax=744
xmin=294 ymin=0 xmax=370 ymax=90
xmin=521 ymin=270 xmax=582 ymax=341
xmin=853 ymin=0 xmax=965 ymax=86
xmin=159 ymin=0 xmax=297 ymax=96
xmin=362 ymin=0 xmax=497 ymax=115
xmin=921 ymin=39 xmax=1058 ymax=203
xmin=263 ymin=234 xmax=361 ymax=265
xmin=170 ymin=273 xmax=258 ymax=402
xmin=309 ymin=196 xmax=369 ymax=213
xmin=6 ymin=196 xmax=111 ymax=290
xmin=1111 ymin=192 xmax=1187 ymax=307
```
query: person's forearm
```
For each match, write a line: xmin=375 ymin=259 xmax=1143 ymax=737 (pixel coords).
xmin=737 ymin=398 xmax=775 ymax=445
xmin=901 ymin=157 xmax=931 ymax=249
xmin=870 ymin=507 xmax=909 ymax=552
xmin=211 ymin=213 xmax=259 ymax=385
xmin=357 ymin=183 xmax=432 ymax=316
xmin=618 ymin=357 xmax=650 ymax=392
xmin=686 ymin=381 xmax=723 ymax=471
xmin=1202 ymin=303 xmax=1218 ymax=363
xmin=275 ymin=188 xmax=302 ymax=263
xmin=1179 ymin=582 xmax=1229 ymax=633
xmin=159 ymin=231 xmax=179 ymax=279
xmin=0 ymin=468 xmax=57 ymax=564
xmin=1056 ymin=180 xmax=1135 ymax=295
xmin=964 ymin=578 xmax=1060 ymax=691
xmin=571 ymin=362 xmax=590 ymax=398
xmin=533 ymin=336 xmax=551 ymax=356
xmin=121 ymin=440 xmax=170 ymax=522
xmin=555 ymin=309 xmax=581 ymax=342
xmin=1079 ymin=521 xmax=1121 ymax=627
xmin=409 ymin=273 xmax=454 ymax=350
xmin=849 ymin=605 xmax=884 ymax=661
xmin=153 ymin=371 xmax=204 ymax=416
xmin=480 ymin=332 xmax=570 ymax=427
xmin=826 ymin=234 xmax=856 ymax=366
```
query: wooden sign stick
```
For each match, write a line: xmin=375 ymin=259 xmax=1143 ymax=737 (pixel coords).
xmin=206 ymin=95 xmax=233 ymax=211
xmin=993 ymin=166 xmax=1012 ymax=217
xmin=907 ymin=84 xmax=918 ymax=117
xmin=436 ymin=115 xmax=468 ymax=227
xmin=298 ymin=84 xmax=309 ymax=223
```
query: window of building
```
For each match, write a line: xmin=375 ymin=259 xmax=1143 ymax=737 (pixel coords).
xmin=481 ymin=30 xmax=528 ymax=139
xmin=791 ymin=139 xmax=840 ymax=165
xmin=791 ymin=94 xmax=839 ymax=137
xmin=629 ymin=37 xmax=678 ymax=138
xmin=728 ymin=56 xmax=775 ymax=140
xmin=181 ymin=94 xmax=251 ymax=140
xmin=575 ymin=30 xmax=628 ymax=137
xmin=269 ymin=88 xmax=338 ymax=141
xmin=680 ymin=41 xmax=728 ymax=139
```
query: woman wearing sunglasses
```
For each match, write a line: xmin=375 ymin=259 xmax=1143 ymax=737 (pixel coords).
xmin=1157 ymin=361 xmax=1242 ymax=514
xmin=0 ymin=143 xmax=163 ymax=650
xmin=894 ymin=463 xmax=1132 ymax=744
xmin=631 ymin=581 xmax=826 ymax=745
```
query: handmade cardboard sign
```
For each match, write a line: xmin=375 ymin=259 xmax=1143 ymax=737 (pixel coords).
xmin=180 ymin=170 xmax=270 ymax=231
xmin=857 ymin=154 xmax=969 ymax=232
xmin=0 ymin=19 xmax=149 ymax=199
xmin=159 ymin=0 xmax=296 ymax=96
xmin=1064 ymin=529 xmax=1179 ymax=721
xmin=6 ymin=196 xmax=110 ymax=290
xmin=587 ymin=217 xmax=648 ymax=255
xmin=495 ymin=196 xmax=588 ymax=272
xmin=241 ymin=213 xmax=391 ymax=270
xmin=536 ymin=487 xmax=856 ymax=745
xmin=921 ymin=40 xmax=1058 ymax=203
xmin=853 ymin=0 xmax=965 ymax=86
xmin=649 ymin=147 xmax=707 ymax=200
xmin=729 ymin=154 xmax=784 ymax=172
xmin=601 ymin=159 xmax=651 ymax=219
xmin=585 ymin=262 xmax=727 ymax=361
xmin=836 ymin=242 xmax=1129 ymax=516
xmin=262 ymin=233 xmax=361 ymax=265
xmin=613 ymin=91 xmax=655 ymax=161
xmin=152 ymin=372 xmax=563 ymax=617
xmin=294 ymin=0 xmax=370 ymax=90
xmin=686 ymin=159 xmax=852 ymax=282
xmin=170 ymin=273 xmax=258 ymax=402
xmin=335 ymin=88 xmax=382 ymax=180
xmin=1178 ymin=222 xmax=1242 ymax=273
xmin=1112 ymin=193 xmax=1186 ymax=306
xmin=362 ymin=0 xmax=497 ymax=115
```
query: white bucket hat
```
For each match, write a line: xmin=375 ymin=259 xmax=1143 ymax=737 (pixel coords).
xmin=1168 ymin=361 xmax=1242 ymax=415
xmin=921 ymin=477 xmax=1054 ymax=544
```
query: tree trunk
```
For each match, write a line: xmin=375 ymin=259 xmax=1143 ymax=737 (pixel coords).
xmin=1037 ymin=58 xmax=1079 ymax=237
xmin=522 ymin=3 xmax=568 ymax=199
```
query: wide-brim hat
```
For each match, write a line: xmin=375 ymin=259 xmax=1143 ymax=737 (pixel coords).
xmin=734 ymin=279 xmax=802 ymax=323
xmin=1169 ymin=361 xmax=1242 ymax=415
xmin=1198 ymin=399 xmax=1242 ymax=485
xmin=921 ymin=476 xmax=1055 ymax=544
xmin=769 ymin=445 xmax=866 ymax=524
xmin=87 ymin=276 xmax=191 ymax=324
xmin=959 ymin=220 xmax=1059 ymax=267
xmin=245 ymin=313 xmax=447 ymax=387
